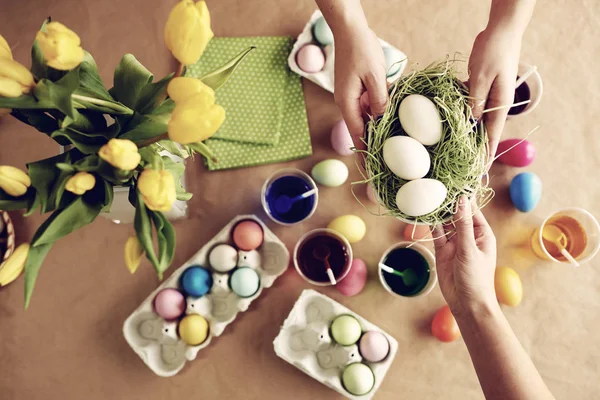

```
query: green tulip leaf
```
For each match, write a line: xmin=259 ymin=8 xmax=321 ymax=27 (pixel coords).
xmin=110 ymin=54 xmax=153 ymax=109
xmin=199 ymin=46 xmax=256 ymax=91
xmin=162 ymin=156 xmax=192 ymax=201
xmin=119 ymin=113 xmax=169 ymax=143
xmin=27 ymin=150 xmax=75 ymax=213
xmin=96 ymin=159 xmax=134 ymax=186
xmin=187 ymin=141 xmax=218 ymax=163
xmin=151 ymin=211 xmax=176 ymax=276
xmin=11 ymin=109 xmax=60 ymax=135
xmin=0 ymin=187 xmax=35 ymax=211
xmin=72 ymin=155 xmax=101 ymax=172
xmin=134 ymin=190 xmax=160 ymax=274
xmin=76 ymin=51 xmax=114 ymax=102
xmin=101 ymin=180 xmax=114 ymax=213
xmin=137 ymin=73 xmax=174 ymax=115
xmin=24 ymin=242 xmax=54 ymax=309
xmin=34 ymin=68 xmax=80 ymax=119
xmin=157 ymin=140 xmax=187 ymax=159
xmin=0 ymin=95 xmax=55 ymax=110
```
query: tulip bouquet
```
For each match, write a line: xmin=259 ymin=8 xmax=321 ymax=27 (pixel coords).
xmin=0 ymin=0 xmax=253 ymax=308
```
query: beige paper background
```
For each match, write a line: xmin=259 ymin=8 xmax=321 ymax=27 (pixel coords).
xmin=0 ymin=0 xmax=599 ymax=399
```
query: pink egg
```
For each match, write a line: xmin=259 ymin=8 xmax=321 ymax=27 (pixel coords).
xmin=296 ymin=44 xmax=325 ymax=73
xmin=154 ymin=288 xmax=186 ymax=320
xmin=359 ymin=331 xmax=390 ymax=362
xmin=233 ymin=220 xmax=264 ymax=251
xmin=496 ymin=139 xmax=536 ymax=167
xmin=403 ymin=224 xmax=432 ymax=241
xmin=366 ymin=185 xmax=378 ymax=204
xmin=330 ymin=120 xmax=355 ymax=156
xmin=336 ymin=258 xmax=367 ymax=297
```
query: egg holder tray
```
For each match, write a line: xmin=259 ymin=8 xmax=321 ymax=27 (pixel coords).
xmin=288 ymin=10 xmax=408 ymax=93
xmin=123 ymin=215 xmax=290 ymax=377
xmin=273 ymin=290 xmax=398 ymax=399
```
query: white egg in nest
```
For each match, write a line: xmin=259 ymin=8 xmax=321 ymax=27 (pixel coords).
xmin=395 ymin=178 xmax=447 ymax=217
xmin=382 ymin=136 xmax=431 ymax=180
xmin=398 ymin=94 xmax=443 ymax=146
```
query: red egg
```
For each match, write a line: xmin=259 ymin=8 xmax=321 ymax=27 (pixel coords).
xmin=496 ymin=139 xmax=536 ymax=167
xmin=232 ymin=220 xmax=264 ymax=251
xmin=336 ymin=258 xmax=368 ymax=296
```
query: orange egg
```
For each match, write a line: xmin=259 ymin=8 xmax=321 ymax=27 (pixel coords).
xmin=403 ymin=223 xmax=431 ymax=241
xmin=431 ymin=305 xmax=461 ymax=343
xmin=232 ymin=220 xmax=264 ymax=251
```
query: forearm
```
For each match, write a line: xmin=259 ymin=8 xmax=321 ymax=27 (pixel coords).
xmin=488 ymin=0 xmax=536 ymax=35
xmin=457 ymin=303 xmax=554 ymax=400
xmin=315 ymin=0 xmax=368 ymax=35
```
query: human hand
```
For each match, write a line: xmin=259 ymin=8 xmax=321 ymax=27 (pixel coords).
xmin=333 ymin=25 xmax=387 ymax=148
xmin=468 ymin=23 xmax=523 ymax=157
xmin=432 ymin=196 xmax=498 ymax=319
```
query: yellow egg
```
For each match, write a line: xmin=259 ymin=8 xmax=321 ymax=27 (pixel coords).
xmin=178 ymin=314 xmax=209 ymax=346
xmin=327 ymin=215 xmax=366 ymax=244
xmin=495 ymin=267 xmax=523 ymax=307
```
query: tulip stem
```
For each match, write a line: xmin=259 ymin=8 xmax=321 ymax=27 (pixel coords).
xmin=71 ymin=94 xmax=134 ymax=115
xmin=174 ymin=63 xmax=185 ymax=78
xmin=136 ymin=132 xmax=169 ymax=148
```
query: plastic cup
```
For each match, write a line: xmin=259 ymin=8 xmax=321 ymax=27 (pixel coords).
xmin=531 ymin=207 xmax=600 ymax=265
xmin=507 ymin=61 xmax=543 ymax=118
xmin=261 ymin=169 xmax=318 ymax=226
xmin=293 ymin=229 xmax=353 ymax=286
xmin=378 ymin=242 xmax=437 ymax=298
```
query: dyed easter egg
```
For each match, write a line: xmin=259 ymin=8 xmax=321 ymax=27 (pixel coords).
xmin=509 ymin=172 xmax=542 ymax=212
xmin=342 ymin=363 xmax=375 ymax=396
xmin=431 ymin=305 xmax=460 ymax=343
xmin=230 ymin=267 xmax=260 ymax=298
xmin=330 ymin=120 xmax=355 ymax=156
xmin=296 ymin=44 xmax=325 ymax=73
xmin=383 ymin=46 xmax=405 ymax=77
xmin=178 ymin=314 xmax=209 ymax=346
xmin=311 ymin=159 xmax=348 ymax=187
xmin=208 ymin=244 xmax=238 ymax=272
xmin=495 ymin=267 xmax=523 ymax=307
xmin=331 ymin=315 xmax=362 ymax=346
xmin=327 ymin=215 xmax=366 ymax=244
xmin=232 ymin=220 xmax=264 ymax=251
xmin=497 ymin=139 xmax=536 ymax=167
xmin=180 ymin=266 xmax=213 ymax=297
xmin=336 ymin=258 xmax=368 ymax=297
xmin=312 ymin=16 xmax=334 ymax=45
xmin=153 ymin=288 xmax=186 ymax=320
xmin=359 ymin=331 xmax=390 ymax=362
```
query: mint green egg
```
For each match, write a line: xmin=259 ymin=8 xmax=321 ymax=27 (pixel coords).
xmin=311 ymin=159 xmax=348 ymax=188
xmin=230 ymin=267 xmax=260 ymax=298
xmin=383 ymin=46 xmax=405 ymax=77
xmin=331 ymin=315 xmax=362 ymax=345
xmin=313 ymin=16 xmax=334 ymax=46
xmin=342 ymin=363 xmax=375 ymax=395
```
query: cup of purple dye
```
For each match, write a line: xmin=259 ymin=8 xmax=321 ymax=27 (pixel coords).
xmin=261 ymin=169 xmax=319 ymax=225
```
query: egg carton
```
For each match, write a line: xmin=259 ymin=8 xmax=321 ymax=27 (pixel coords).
xmin=123 ymin=215 xmax=290 ymax=377
xmin=273 ymin=290 xmax=398 ymax=399
xmin=288 ymin=10 xmax=408 ymax=93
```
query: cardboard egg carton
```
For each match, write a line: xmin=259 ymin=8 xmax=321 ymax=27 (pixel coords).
xmin=288 ymin=10 xmax=408 ymax=93
xmin=273 ymin=289 xmax=398 ymax=399
xmin=123 ymin=215 xmax=290 ymax=377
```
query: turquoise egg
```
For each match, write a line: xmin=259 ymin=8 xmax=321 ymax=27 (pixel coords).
xmin=313 ymin=16 xmax=334 ymax=46
xmin=383 ymin=47 xmax=404 ymax=77
xmin=509 ymin=172 xmax=542 ymax=212
xmin=230 ymin=267 xmax=260 ymax=298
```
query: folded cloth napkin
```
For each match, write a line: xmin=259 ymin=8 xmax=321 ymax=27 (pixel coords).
xmin=186 ymin=36 xmax=292 ymax=146
xmin=186 ymin=36 xmax=313 ymax=171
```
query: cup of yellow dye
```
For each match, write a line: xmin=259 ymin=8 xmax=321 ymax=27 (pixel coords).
xmin=531 ymin=207 xmax=600 ymax=265
xmin=378 ymin=242 xmax=437 ymax=298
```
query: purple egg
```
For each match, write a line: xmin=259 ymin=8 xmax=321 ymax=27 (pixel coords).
xmin=154 ymin=288 xmax=186 ymax=320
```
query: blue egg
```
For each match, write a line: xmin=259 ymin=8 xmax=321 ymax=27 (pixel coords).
xmin=229 ymin=267 xmax=260 ymax=298
xmin=312 ymin=16 xmax=334 ymax=46
xmin=509 ymin=172 xmax=542 ymax=212
xmin=180 ymin=266 xmax=213 ymax=297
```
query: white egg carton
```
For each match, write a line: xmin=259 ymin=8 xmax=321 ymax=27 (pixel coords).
xmin=123 ymin=215 xmax=290 ymax=377
xmin=288 ymin=10 xmax=408 ymax=93
xmin=273 ymin=289 xmax=398 ymax=399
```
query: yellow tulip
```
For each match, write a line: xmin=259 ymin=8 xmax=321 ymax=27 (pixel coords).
xmin=0 ymin=243 xmax=30 ymax=286
xmin=164 ymin=0 xmax=214 ymax=65
xmin=65 ymin=171 xmax=96 ymax=195
xmin=167 ymin=76 xmax=214 ymax=104
xmin=98 ymin=139 xmax=141 ymax=171
xmin=168 ymin=95 xmax=225 ymax=145
xmin=35 ymin=22 xmax=85 ymax=71
xmin=0 ymin=57 xmax=35 ymax=97
xmin=124 ymin=235 xmax=144 ymax=274
xmin=0 ymin=34 xmax=13 ymax=59
xmin=0 ymin=165 xmax=31 ymax=196
xmin=137 ymin=169 xmax=176 ymax=212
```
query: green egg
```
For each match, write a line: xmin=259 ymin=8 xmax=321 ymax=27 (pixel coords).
xmin=312 ymin=16 xmax=334 ymax=46
xmin=342 ymin=363 xmax=375 ymax=396
xmin=331 ymin=315 xmax=362 ymax=345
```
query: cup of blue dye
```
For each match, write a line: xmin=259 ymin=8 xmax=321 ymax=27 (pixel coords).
xmin=261 ymin=169 xmax=318 ymax=225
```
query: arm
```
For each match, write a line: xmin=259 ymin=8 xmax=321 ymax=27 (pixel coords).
xmin=469 ymin=0 xmax=536 ymax=156
xmin=433 ymin=197 xmax=554 ymax=400
xmin=315 ymin=0 xmax=387 ymax=147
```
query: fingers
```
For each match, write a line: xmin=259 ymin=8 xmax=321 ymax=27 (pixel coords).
xmin=432 ymin=224 xmax=448 ymax=251
xmin=363 ymin=70 xmax=388 ymax=117
xmin=335 ymin=76 xmax=366 ymax=150
xmin=453 ymin=196 xmax=476 ymax=251
xmin=468 ymin=72 xmax=492 ymax=121
xmin=472 ymin=205 xmax=496 ymax=251
xmin=483 ymin=74 xmax=514 ymax=157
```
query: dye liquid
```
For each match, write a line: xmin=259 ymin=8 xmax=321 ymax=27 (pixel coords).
xmin=509 ymin=77 xmax=531 ymax=115
xmin=542 ymin=215 xmax=587 ymax=260
xmin=296 ymin=232 xmax=350 ymax=283
xmin=382 ymin=247 xmax=430 ymax=296
xmin=265 ymin=175 xmax=315 ymax=224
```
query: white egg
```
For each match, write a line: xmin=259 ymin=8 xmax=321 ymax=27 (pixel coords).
xmin=398 ymin=94 xmax=443 ymax=146
xmin=208 ymin=244 xmax=238 ymax=272
xmin=382 ymin=136 xmax=430 ymax=180
xmin=395 ymin=179 xmax=447 ymax=217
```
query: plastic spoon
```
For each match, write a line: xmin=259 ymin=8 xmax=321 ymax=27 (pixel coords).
xmin=542 ymin=225 xmax=580 ymax=267
xmin=515 ymin=65 xmax=538 ymax=89
xmin=379 ymin=263 xmax=418 ymax=287
xmin=273 ymin=188 xmax=317 ymax=214
xmin=313 ymin=244 xmax=337 ymax=285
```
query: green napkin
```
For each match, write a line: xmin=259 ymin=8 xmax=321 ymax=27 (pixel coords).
xmin=187 ymin=37 xmax=291 ymax=146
